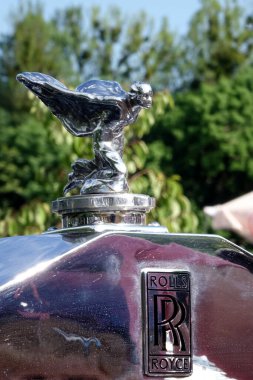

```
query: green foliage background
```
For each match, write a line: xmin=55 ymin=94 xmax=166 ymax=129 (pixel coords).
xmin=0 ymin=0 xmax=252 ymax=242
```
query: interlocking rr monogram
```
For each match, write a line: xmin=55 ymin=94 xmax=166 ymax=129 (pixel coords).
xmin=154 ymin=295 xmax=186 ymax=352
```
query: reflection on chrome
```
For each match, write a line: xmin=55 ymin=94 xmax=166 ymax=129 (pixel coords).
xmin=193 ymin=355 xmax=236 ymax=380
xmin=53 ymin=327 xmax=102 ymax=354
xmin=0 ymin=233 xmax=105 ymax=292
xmin=0 ymin=232 xmax=253 ymax=379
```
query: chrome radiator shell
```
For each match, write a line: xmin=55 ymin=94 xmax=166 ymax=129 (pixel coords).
xmin=0 ymin=227 xmax=252 ymax=380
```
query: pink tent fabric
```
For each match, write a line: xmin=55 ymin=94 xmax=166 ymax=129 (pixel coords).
xmin=204 ymin=192 xmax=253 ymax=242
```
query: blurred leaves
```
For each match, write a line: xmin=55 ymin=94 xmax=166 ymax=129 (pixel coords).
xmin=0 ymin=201 xmax=58 ymax=236
xmin=125 ymin=92 xmax=199 ymax=233
xmin=147 ymin=66 xmax=253 ymax=208
xmin=51 ymin=4 xmax=179 ymax=87
xmin=182 ymin=0 xmax=253 ymax=88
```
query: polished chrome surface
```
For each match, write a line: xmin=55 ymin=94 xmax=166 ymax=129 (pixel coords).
xmin=16 ymin=72 xmax=152 ymax=195
xmin=52 ymin=193 xmax=155 ymax=212
xmin=46 ymin=223 xmax=169 ymax=235
xmin=0 ymin=230 xmax=253 ymax=379
xmin=142 ymin=269 xmax=191 ymax=377
xmin=52 ymin=193 xmax=155 ymax=227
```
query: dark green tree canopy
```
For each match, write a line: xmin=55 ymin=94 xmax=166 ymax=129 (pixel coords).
xmin=182 ymin=0 xmax=253 ymax=88
xmin=147 ymin=66 xmax=253 ymax=206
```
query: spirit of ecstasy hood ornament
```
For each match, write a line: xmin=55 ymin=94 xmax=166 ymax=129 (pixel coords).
xmin=17 ymin=72 xmax=155 ymax=228
xmin=17 ymin=72 xmax=152 ymax=195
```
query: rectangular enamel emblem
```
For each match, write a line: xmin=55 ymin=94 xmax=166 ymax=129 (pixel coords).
xmin=142 ymin=269 xmax=192 ymax=377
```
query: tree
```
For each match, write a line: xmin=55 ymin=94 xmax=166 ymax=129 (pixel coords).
xmin=0 ymin=1 xmax=180 ymax=210
xmin=0 ymin=3 xmax=73 ymax=111
xmin=0 ymin=91 xmax=199 ymax=236
xmin=0 ymin=3 xmax=198 ymax=236
xmin=146 ymin=66 xmax=253 ymax=207
xmin=181 ymin=0 xmax=253 ymax=88
xmin=52 ymin=5 xmax=180 ymax=88
xmin=126 ymin=92 xmax=199 ymax=232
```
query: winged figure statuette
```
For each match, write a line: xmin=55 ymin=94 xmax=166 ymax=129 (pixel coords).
xmin=17 ymin=72 xmax=152 ymax=195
